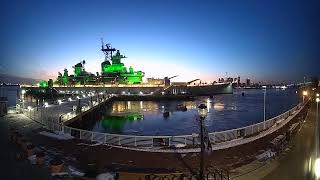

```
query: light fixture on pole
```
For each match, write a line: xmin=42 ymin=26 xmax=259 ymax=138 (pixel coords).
xmin=302 ymin=90 xmax=308 ymax=103
xmin=262 ymin=86 xmax=267 ymax=129
xmin=316 ymin=97 xmax=319 ymax=114
xmin=197 ymin=103 xmax=208 ymax=180
xmin=21 ymin=89 xmax=26 ymax=109
xmin=316 ymin=98 xmax=320 ymax=179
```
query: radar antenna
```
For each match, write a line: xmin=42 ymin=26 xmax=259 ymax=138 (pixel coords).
xmin=101 ymin=38 xmax=116 ymax=62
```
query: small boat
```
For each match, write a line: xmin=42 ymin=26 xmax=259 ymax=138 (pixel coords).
xmin=176 ymin=104 xmax=187 ymax=111
xmin=163 ymin=111 xmax=170 ymax=118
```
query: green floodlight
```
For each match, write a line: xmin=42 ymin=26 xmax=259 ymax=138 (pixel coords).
xmin=39 ymin=80 xmax=48 ymax=89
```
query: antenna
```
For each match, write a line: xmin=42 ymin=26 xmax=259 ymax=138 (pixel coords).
xmin=100 ymin=38 xmax=116 ymax=62
xmin=101 ymin=38 xmax=104 ymax=50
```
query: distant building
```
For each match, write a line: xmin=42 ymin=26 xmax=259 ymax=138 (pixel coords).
xmin=0 ymin=84 xmax=20 ymax=107
xmin=226 ymin=77 xmax=234 ymax=83
xmin=218 ymin=78 xmax=225 ymax=83
xmin=237 ymin=76 xmax=241 ymax=87
xmin=147 ymin=78 xmax=164 ymax=85
xmin=0 ymin=97 xmax=8 ymax=116
xmin=246 ymin=78 xmax=251 ymax=87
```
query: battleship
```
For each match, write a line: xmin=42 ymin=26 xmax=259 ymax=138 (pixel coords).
xmin=33 ymin=40 xmax=233 ymax=96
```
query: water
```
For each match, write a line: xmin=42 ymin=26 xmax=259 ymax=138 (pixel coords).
xmin=88 ymin=88 xmax=300 ymax=136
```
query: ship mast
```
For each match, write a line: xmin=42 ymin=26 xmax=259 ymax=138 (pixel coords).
xmin=101 ymin=38 xmax=116 ymax=62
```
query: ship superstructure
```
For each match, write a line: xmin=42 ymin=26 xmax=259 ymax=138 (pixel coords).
xmin=56 ymin=40 xmax=144 ymax=86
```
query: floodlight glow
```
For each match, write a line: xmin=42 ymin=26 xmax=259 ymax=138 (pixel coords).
xmin=27 ymin=106 xmax=32 ymax=110
xmin=315 ymin=158 xmax=320 ymax=178
xmin=316 ymin=98 xmax=320 ymax=103
xmin=83 ymin=94 xmax=86 ymax=98
xmin=44 ymin=102 xmax=49 ymax=107
xmin=68 ymin=98 xmax=72 ymax=101
xmin=303 ymin=91 xmax=308 ymax=96
xmin=76 ymin=96 xmax=80 ymax=99
xmin=21 ymin=90 xmax=26 ymax=95
xmin=317 ymin=93 xmax=319 ymax=97
xmin=58 ymin=99 xmax=62 ymax=105
xmin=99 ymin=92 xmax=103 ymax=95
xmin=139 ymin=91 xmax=143 ymax=95
xmin=122 ymin=91 xmax=126 ymax=95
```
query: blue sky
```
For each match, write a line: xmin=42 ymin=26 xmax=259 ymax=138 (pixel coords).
xmin=1 ymin=0 xmax=319 ymax=83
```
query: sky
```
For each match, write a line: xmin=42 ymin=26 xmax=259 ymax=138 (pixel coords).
xmin=0 ymin=0 xmax=319 ymax=84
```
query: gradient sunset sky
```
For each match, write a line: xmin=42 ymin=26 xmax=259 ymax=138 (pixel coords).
xmin=1 ymin=0 xmax=319 ymax=83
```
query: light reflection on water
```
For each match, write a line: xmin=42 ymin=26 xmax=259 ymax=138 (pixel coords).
xmin=90 ymin=88 xmax=300 ymax=135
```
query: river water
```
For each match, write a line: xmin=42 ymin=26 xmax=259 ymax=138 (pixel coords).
xmin=88 ymin=88 xmax=300 ymax=136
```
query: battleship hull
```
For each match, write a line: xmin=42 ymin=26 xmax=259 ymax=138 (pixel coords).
xmin=168 ymin=83 xmax=233 ymax=96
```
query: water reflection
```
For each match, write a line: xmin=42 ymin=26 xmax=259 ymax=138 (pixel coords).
xmin=101 ymin=113 xmax=144 ymax=133
xmin=213 ymin=102 xmax=225 ymax=110
xmin=89 ymin=88 xmax=300 ymax=135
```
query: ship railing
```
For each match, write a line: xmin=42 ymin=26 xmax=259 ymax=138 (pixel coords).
xmin=21 ymin=99 xmax=307 ymax=149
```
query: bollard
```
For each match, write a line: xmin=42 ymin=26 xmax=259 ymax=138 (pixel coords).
xmin=20 ymin=138 xmax=27 ymax=148
xmin=50 ymin=158 xmax=64 ymax=174
xmin=26 ymin=144 xmax=35 ymax=157
xmin=16 ymin=134 xmax=23 ymax=145
xmin=36 ymin=151 xmax=46 ymax=166
xmin=9 ymin=128 xmax=15 ymax=141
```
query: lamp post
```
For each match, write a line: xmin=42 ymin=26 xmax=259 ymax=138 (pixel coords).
xmin=198 ymin=104 xmax=208 ymax=180
xmin=302 ymin=90 xmax=308 ymax=103
xmin=315 ymin=97 xmax=320 ymax=179
xmin=21 ymin=89 xmax=26 ymax=109
xmin=262 ymin=86 xmax=267 ymax=129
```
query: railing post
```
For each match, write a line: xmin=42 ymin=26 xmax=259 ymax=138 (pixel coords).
xmin=134 ymin=137 xmax=137 ymax=146
xmin=168 ymin=137 xmax=171 ymax=147
xmin=79 ymin=130 xmax=82 ymax=139
xmin=213 ymin=133 xmax=216 ymax=144
xmin=184 ymin=137 xmax=187 ymax=145
xmin=118 ymin=136 xmax=121 ymax=145
xmin=91 ymin=132 xmax=94 ymax=141
xmin=224 ymin=133 xmax=226 ymax=141
xmin=151 ymin=138 xmax=153 ymax=147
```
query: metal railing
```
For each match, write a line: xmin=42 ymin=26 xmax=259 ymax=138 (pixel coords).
xmin=21 ymin=99 xmax=306 ymax=150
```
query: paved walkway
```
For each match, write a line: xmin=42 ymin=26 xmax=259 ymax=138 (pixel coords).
xmin=232 ymin=102 xmax=317 ymax=180
xmin=0 ymin=114 xmax=51 ymax=179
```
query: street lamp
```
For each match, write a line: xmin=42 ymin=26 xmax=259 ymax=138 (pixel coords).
xmin=21 ymin=89 xmax=26 ymax=109
xmin=303 ymin=90 xmax=308 ymax=103
xmin=28 ymin=106 xmax=32 ymax=118
xmin=316 ymin=97 xmax=320 ymax=165
xmin=315 ymin=158 xmax=320 ymax=178
xmin=316 ymin=97 xmax=319 ymax=117
xmin=197 ymin=103 xmax=208 ymax=180
xmin=262 ymin=86 xmax=267 ymax=129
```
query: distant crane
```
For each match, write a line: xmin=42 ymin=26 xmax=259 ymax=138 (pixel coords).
xmin=164 ymin=75 xmax=178 ymax=87
xmin=168 ymin=75 xmax=178 ymax=80
xmin=188 ymin=79 xmax=200 ymax=84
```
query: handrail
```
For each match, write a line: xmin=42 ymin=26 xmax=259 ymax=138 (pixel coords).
xmin=20 ymin=96 xmax=308 ymax=150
